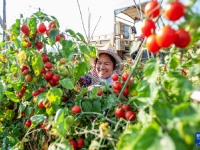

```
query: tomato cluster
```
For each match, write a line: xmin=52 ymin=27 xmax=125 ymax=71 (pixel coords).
xmin=115 ymin=104 xmax=136 ymax=121
xmin=69 ymin=138 xmax=84 ymax=150
xmin=142 ymin=0 xmax=191 ymax=53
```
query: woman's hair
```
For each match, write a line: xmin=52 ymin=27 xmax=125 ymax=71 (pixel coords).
xmin=94 ymin=53 xmax=116 ymax=70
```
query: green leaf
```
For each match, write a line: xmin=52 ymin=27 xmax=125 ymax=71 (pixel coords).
xmin=73 ymin=62 xmax=88 ymax=81
xmin=49 ymin=29 xmax=58 ymax=46
xmin=102 ymin=95 xmax=116 ymax=111
xmin=31 ymin=51 xmax=43 ymax=76
xmin=10 ymin=63 xmax=22 ymax=81
xmin=29 ymin=18 xmax=37 ymax=35
xmin=4 ymin=91 xmax=20 ymax=102
xmin=89 ymin=87 xmax=99 ymax=100
xmin=173 ymin=103 xmax=200 ymax=122
xmin=51 ymin=16 xmax=60 ymax=28
xmin=190 ymin=64 xmax=200 ymax=76
xmin=33 ymin=11 xmax=49 ymax=22
xmin=62 ymin=40 xmax=77 ymax=64
xmin=82 ymin=99 xmax=93 ymax=112
xmin=66 ymin=29 xmax=78 ymax=38
xmin=55 ymin=109 xmax=65 ymax=125
xmin=23 ymin=88 xmax=32 ymax=100
xmin=25 ymin=107 xmax=33 ymax=117
xmin=11 ymin=19 xmax=20 ymax=37
xmin=12 ymin=83 xmax=23 ymax=91
xmin=129 ymin=40 xmax=142 ymax=55
xmin=79 ymin=44 xmax=91 ymax=57
xmin=14 ymin=38 xmax=21 ymax=48
xmin=93 ymin=99 xmax=101 ymax=113
xmin=6 ymin=110 xmax=15 ymax=120
xmin=144 ymin=59 xmax=160 ymax=83
xmin=47 ymin=87 xmax=63 ymax=105
xmin=0 ymin=82 xmax=4 ymax=101
xmin=153 ymin=101 xmax=173 ymax=125
xmin=168 ymin=55 xmax=178 ymax=69
xmin=129 ymin=82 xmax=137 ymax=96
xmin=77 ymin=32 xmax=87 ymax=43
xmin=74 ymin=88 xmax=88 ymax=105
xmin=138 ymin=110 xmax=151 ymax=127
xmin=30 ymin=115 xmax=47 ymax=124
xmin=59 ymin=78 xmax=74 ymax=89
xmin=46 ymin=103 xmax=58 ymax=116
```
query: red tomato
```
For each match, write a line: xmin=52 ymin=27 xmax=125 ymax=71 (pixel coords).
xmin=141 ymin=20 xmax=156 ymax=37
xmin=144 ymin=1 xmax=160 ymax=18
xmin=38 ymin=101 xmax=45 ymax=109
xmin=21 ymin=66 xmax=29 ymax=72
xmin=156 ymin=26 xmax=176 ymax=48
xmin=33 ymin=98 xmax=36 ymax=103
xmin=55 ymin=34 xmax=60 ymax=42
xmin=62 ymin=97 xmax=67 ymax=102
xmin=164 ymin=1 xmax=185 ymax=21
xmin=71 ymin=106 xmax=81 ymax=114
xmin=45 ymin=72 xmax=53 ymax=79
xmin=25 ymin=120 xmax=32 ymax=127
xmin=113 ymin=81 xmax=122 ymax=90
xmin=38 ymin=23 xmax=46 ymax=33
xmin=45 ymin=62 xmax=52 ymax=69
xmin=115 ymin=108 xmax=125 ymax=118
xmin=123 ymin=87 xmax=129 ymax=97
xmin=42 ymin=56 xmax=49 ymax=63
xmin=69 ymin=140 xmax=77 ymax=150
xmin=76 ymin=138 xmax=84 ymax=148
xmin=36 ymin=41 xmax=43 ymax=49
xmin=46 ymin=28 xmax=51 ymax=37
xmin=10 ymin=102 xmax=14 ymax=107
xmin=24 ymin=32 xmax=30 ymax=37
xmin=174 ymin=29 xmax=191 ymax=48
xmin=49 ymin=79 xmax=55 ymax=86
xmin=146 ymin=34 xmax=161 ymax=53
xmin=97 ymin=89 xmax=103 ymax=96
xmin=122 ymin=104 xmax=130 ymax=111
xmin=21 ymin=111 xmax=25 ymax=117
xmin=111 ymin=74 xmax=119 ymax=81
xmin=125 ymin=111 xmax=136 ymax=121
xmin=19 ymin=92 xmax=24 ymax=98
xmin=32 ymin=30 xmax=38 ymax=36
xmin=40 ymin=67 xmax=46 ymax=74
xmin=20 ymin=87 xmax=25 ymax=93
xmin=26 ymin=41 xmax=32 ymax=47
xmin=41 ymin=124 xmax=46 ymax=130
xmin=21 ymin=25 xmax=29 ymax=34
xmin=72 ymin=97 xmax=75 ymax=101
xmin=52 ymin=74 xmax=59 ymax=81
xmin=32 ymin=90 xmax=40 ymax=97
xmin=22 ymin=70 xmax=28 ymax=76
xmin=48 ymin=21 xmax=57 ymax=29
xmin=127 ymin=79 xmax=133 ymax=88
xmin=60 ymin=34 xmax=65 ymax=39
xmin=41 ymin=52 xmax=47 ymax=57
xmin=39 ymin=86 xmax=46 ymax=93
xmin=55 ymin=80 xmax=60 ymax=85
xmin=122 ymin=73 xmax=130 ymax=82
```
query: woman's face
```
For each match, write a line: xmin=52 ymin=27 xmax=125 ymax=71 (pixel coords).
xmin=96 ymin=54 xmax=114 ymax=79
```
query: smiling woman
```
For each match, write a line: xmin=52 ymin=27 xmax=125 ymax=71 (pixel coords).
xmin=79 ymin=44 xmax=123 ymax=87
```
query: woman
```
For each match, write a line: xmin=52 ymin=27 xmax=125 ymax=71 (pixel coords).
xmin=79 ymin=44 xmax=123 ymax=87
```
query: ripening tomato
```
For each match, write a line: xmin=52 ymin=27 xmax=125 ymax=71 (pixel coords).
xmin=60 ymin=58 xmax=66 ymax=64
xmin=144 ymin=1 xmax=160 ymax=18
xmin=76 ymin=138 xmax=84 ymax=148
xmin=141 ymin=20 xmax=156 ymax=37
xmin=38 ymin=101 xmax=45 ymax=109
xmin=42 ymin=56 xmax=49 ymax=63
xmin=71 ymin=106 xmax=81 ymax=114
xmin=60 ymin=34 xmax=65 ymax=39
xmin=55 ymin=34 xmax=60 ymax=42
xmin=40 ymin=67 xmax=46 ymax=74
xmin=52 ymin=74 xmax=59 ymax=81
xmin=26 ymin=41 xmax=32 ymax=47
xmin=97 ymin=89 xmax=103 ymax=96
xmin=115 ymin=108 xmax=125 ymax=118
xmin=122 ymin=73 xmax=130 ymax=82
xmin=146 ymin=34 xmax=161 ymax=53
xmin=21 ymin=111 xmax=25 ymax=117
xmin=21 ymin=25 xmax=29 ymax=34
xmin=45 ymin=72 xmax=53 ymax=79
xmin=38 ymin=23 xmax=46 ymax=33
xmin=123 ymin=87 xmax=129 ymax=96
xmin=21 ymin=66 xmax=29 ymax=72
xmin=112 ymin=74 xmax=119 ymax=81
xmin=69 ymin=140 xmax=77 ymax=150
xmin=33 ymin=98 xmax=36 ymax=103
xmin=122 ymin=104 xmax=130 ymax=111
xmin=48 ymin=21 xmax=57 ymax=29
xmin=25 ymin=74 xmax=32 ymax=82
xmin=113 ymin=81 xmax=122 ymax=90
xmin=25 ymin=120 xmax=32 ymax=127
xmin=36 ymin=41 xmax=43 ymax=49
xmin=45 ymin=62 xmax=52 ymax=69
xmin=156 ymin=26 xmax=176 ymax=48
xmin=125 ymin=111 xmax=136 ymax=121
xmin=174 ymin=29 xmax=191 ymax=48
xmin=164 ymin=1 xmax=185 ymax=21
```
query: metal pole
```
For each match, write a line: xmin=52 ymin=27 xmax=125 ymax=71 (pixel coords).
xmin=3 ymin=0 xmax=6 ymax=41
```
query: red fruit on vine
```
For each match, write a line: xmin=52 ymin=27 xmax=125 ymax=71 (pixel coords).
xmin=41 ymin=52 xmax=47 ymax=57
xmin=183 ymin=72 xmax=187 ymax=76
xmin=62 ymin=97 xmax=67 ymax=102
xmin=32 ymin=90 xmax=40 ymax=97
xmin=21 ymin=25 xmax=29 ymax=34
xmin=146 ymin=34 xmax=161 ymax=53
xmin=19 ymin=92 xmax=24 ymax=98
xmin=36 ymin=41 xmax=43 ymax=50
xmin=48 ymin=21 xmax=57 ymax=29
xmin=21 ymin=66 xmax=29 ymax=72
xmin=97 ymin=89 xmax=103 ymax=96
xmin=20 ymin=87 xmax=25 ymax=93
xmin=32 ymin=30 xmax=38 ymax=36
xmin=26 ymin=41 xmax=32 ymax=47
xmin=25 ymin=74 xmax=32 ymax=82
xmin=122 ymin=73 xmax=130 ymax=82
xmin=38 ymin=101 xmax=45 ymax=109
xmin=123 ymin=87 xmax=129 ymax=97
xmin=49 ymin=79 xmax=55 ymax=86
xmin=72 ymin=97 xmax=75 ymax=101
xmin=52 ymin=74 xmax=59 ymax=81
xmin=41 ymin=124 xmax=46 ymax=130
xmin=144 ymin=1 xmax=160 ymax=18
xmin=60 ymin=34 xmax=65 ymax=39
xmin=112 ymin=74 xmax=119 ymax=81
xmin=141 ymin=20 xmax=156 ymax=37
xmin=76 ymin=138 xmax=84 ymax=148
xmin=24 ymin=32 xmax=29 ymax=37
xmin=39 ymin=86 xmax=46 ymax=93
xmin=69 ymin=140 xmax=77 ymax=150
xmin=60 ymin=58 xmax=66 ymax=64
xmin=174 ymin=29 xmax=191 ymax=48
xmin=55 ymin=80 xmax=60 ymax=85
xmin=125 ymin=111 xmax=136 ymax=121
xmin=71 ymin=106 xmax=81 ymax=114
xmin=45 ymin=62 xmax=52 ymax=69
xmin=113 ymin=81 xmax=122 ymax=90
xmin=21 ymin=111 xmax=25 ymax=117
xmin=55 ymin=34 xmax=60 ymax=42
xmin=40 ymin=67 xmax=46 ymax=74
xmin=156 ymin=26 xmax=176 ymax=48
xmin=164 ymin=1 xmax=185 ymax=21
xmin=38 ymin=23 xmax=47 ymax=33
xmin=33 ymin=98 xmax=36 ymax=103
xmin=122 ymin=104 xmax=130 ymax=111
xmin=115 ymin=108 xmax=125 ymax=118
xmin=45 ymin=72 xmax=53 ymax=79
xmin=127 ymin=79 xmax=133 ymax=88
xmin=25 ymin=120 xmax=32 ymax=127
xmin=42 ymin=56 xmax=49 ymax=63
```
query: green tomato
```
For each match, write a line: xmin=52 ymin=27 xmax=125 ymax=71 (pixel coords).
xmin=103 ymin=86 xmax=108 ymax=92
xmin=32 ymin=76 xmax=38 ymax=83
xmin=60 ymin=75 xmax=65 ymax=80
xmin=66 ymin=115 xmax=74 ymax=125
xmin=61 ymin=70 xmax=69 ymax=77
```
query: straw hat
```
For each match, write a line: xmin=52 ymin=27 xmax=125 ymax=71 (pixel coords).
xmin=90 ymin=43 xmax=123 ymax=71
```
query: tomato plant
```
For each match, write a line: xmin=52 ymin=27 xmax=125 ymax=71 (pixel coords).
xmin=144 ymin=1 xmax=160 ymax=18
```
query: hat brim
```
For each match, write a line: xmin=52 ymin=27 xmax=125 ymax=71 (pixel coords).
xmin=90 ymin=50 xmax=124 ymax=71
